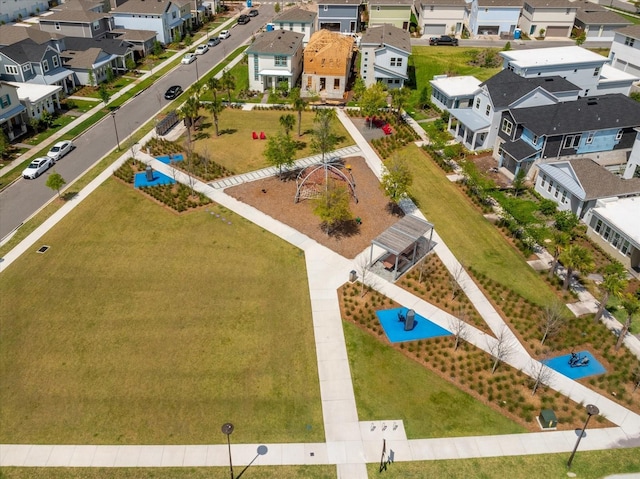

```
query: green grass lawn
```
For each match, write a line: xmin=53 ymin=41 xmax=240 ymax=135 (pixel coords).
xmin=399 ymin=144 xmax=557 ymax=306
xmin=0 ymin=179 xmax=323 ymax=445
xmin=344 ymin=322 xmax=525 ymax=438
xmin=193 ymin=109 xmax=354 ymax=174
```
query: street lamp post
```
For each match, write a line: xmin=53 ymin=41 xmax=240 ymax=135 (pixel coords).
xmin=222 ymin=422 xmax=234 ymax=479
xmin=194 ymin=57 xmax=199 ymax=82
xmin=567 ymin=404 xmax=599 ymax=469
xmin=111 ymin=111 xmax=120 ymax=150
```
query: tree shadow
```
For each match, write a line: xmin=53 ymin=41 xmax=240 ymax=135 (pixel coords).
xmin=279 ymin=167 xmax=303 ymax=182
xmin=325 ymin=219 xmax=361 ymax=239
xmin=194 ymin=131 xmax=210 ymax=141
xmin=406 ymin=65 xmax=417 ymax=89
xmin=385 ymin=202 xmax=405 ymax=217
xmin=219 ymin=128 xmax=237 ymax=135
xmin=294 ymin=140 xmax=307 ymax=150
xmin=62 ymin=191 xmax=78 ymax=201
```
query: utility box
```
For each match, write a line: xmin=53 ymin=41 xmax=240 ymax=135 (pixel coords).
xmin=404 ymin=309 xmax=415 ymax=331
xmin=539 ymin=409 xmax=557 ymax=429
xmin=146 ymin=166 xmax=154 ymax=181
xmin=349 ymin=270 xmax=357 ymax=282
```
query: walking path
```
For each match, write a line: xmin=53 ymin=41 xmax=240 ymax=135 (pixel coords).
xmin=1 ymin=112 xmax=639 ymax=476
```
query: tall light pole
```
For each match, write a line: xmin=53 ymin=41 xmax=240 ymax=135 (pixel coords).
xmin=111 ymin=111 xmax=120 ymax=151
xmin=222 ymin=422 xmax=234 ymax=479
xmin=567 ymin=404 xmax=599 ymax=469
xmin=194 ymin=56 xmax=199 ymax=82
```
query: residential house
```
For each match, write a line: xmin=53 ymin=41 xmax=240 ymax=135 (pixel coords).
xmin=0 ymin=23 xmax=59 ymax=47
xmin=534 ymin=159 xmax=640 ymax=219
xmin=367 ymin=0 xmax=413 ymax=31
xmin=497 ymin=94 xmax=640 ymax=177
xmin=447 ymin=68 xmax=580 ymax=152
xmin=0 ymin=38 xmax=76 ymax=94
xmin=573 ymin=1 xmax=631 ymax=42
xmin=584 ymin=196 xmax=640 ymax=275
xmin=359 ymin=24 xmax=411 ymax=88
xmin=272 ymin=7 xmax=317 ymax=45
xmin=8 ymin=81 xmax=63 ymax=121
xmin=247 ymin=30 xmax=304 ymax=92
xmin=519 ymin=0 xmax=577 ymax=39
xmin=110 ymin=0 xmax=193 ymax=45
xmin=413 ymin=0 xmax=467 ymax=37
xmin=609 ymin=25 xmax=640 ymax=77
xmin=38 ymin=7 xmax=114 ymax=40
xmin=0 ymin=0 xmax=48 ymax=24
xmin=0 ymin=81 xmax=28 ymax=141
xmin=430 ymin=75 xmax=481 ymax=111
xmin=302 ymin=29 xmax=354 ymax=100
xmin=468 ymin=0 xmax=522 ymax=37
xmin=317 ymin=0 xmax=363 ymax=33
xmin=109 ymin=29 xmax=158 ymax=59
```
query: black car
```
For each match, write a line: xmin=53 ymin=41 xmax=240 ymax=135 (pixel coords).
xmin=237 ymin=14 xmax=250 ymax=24
xmin=164 ymin=85 xmax=183 ymax=100
xmin=207 ymin=37 xmax=221 ymax=47
xmin=429 ymin=35 xmax=459 ymax=46
xmin=248 ymin=9 xmax=258 ymax=16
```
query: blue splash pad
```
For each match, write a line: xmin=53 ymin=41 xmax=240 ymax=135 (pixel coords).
xmin=543 ymin=351 xmax=606 ymax=380
xmin=155 ymin=154 xmax=184 ymax=164
xmin=134 ymin=171 xmax=176 ymax=188
xmin=376 ymin=308 xmax=451 ymax=343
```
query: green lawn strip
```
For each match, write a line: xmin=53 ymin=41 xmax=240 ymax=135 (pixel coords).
xmin=344 ymin=322 xmax=525 ymax=438
xmin=607 ymin=295 xmax=640 ymax=334
xmin=0 ymin=179 xmax=323 ymax=444
xmin=192 ymin=109 xmax=354 ymax=174
xmin=367 ymin=447 xmax=640 ymax=478
xmin=400 ymin=144 xmax=557 ymax=306
xmin=0 ymin=466 xmax=337 ymax=479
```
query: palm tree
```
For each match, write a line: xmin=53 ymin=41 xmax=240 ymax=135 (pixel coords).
xmin=548 ymin=231 xmax=570 ymax=280
xmin=616 ymin=293 xmax=640 ymax=351
xmin=290 ymin=87 xmax=307 ymax=137
xmin=207 ymin=97 xmax=224 ymax=137
xmin=221 ymin=68 xmax=235 ymax=103
xmin=594 ymin=263 xmax=628 ymax=323
xmin=178 ymin=95 xmax=201 ymax=147
xmin=389 ymin=87 xmax=410 ymax=120
xmin=279 ymin=113 xmax=296 ymax=136
xmin=207 ymin=76 xmax=222 ymax=103
xmin=559 ymin=245 xmax=594 ymax=291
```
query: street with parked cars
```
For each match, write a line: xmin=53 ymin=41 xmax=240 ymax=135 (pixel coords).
xmin=22 ymin=157 xmax=54 ymax=179
xmin=46 ymin=140 xmax=74 ymax=162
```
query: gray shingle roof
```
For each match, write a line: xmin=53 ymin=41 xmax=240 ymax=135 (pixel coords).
xmin=502 ymin=138 xmax=537 ymax=161
xmin=247 ymin=29 xmax=304 ymax=55
xmin=523 ymin=0 xmax=575 ymax=7
xmin=0 ymin=38 xmax=50 ymax=63
xmin=614 ymin=24 xmax=640 ymax=39
xmin=110 ymin=28 xmax=158 ymax=42
xmin=574 ymin=1 xmax=631 ymax=26
xmin=273 ymin=7 xmax=317 ymax=23
xmin=482 ymin=69 xmax=580 ymax=109
xmin=369 ymin=0 xmax=412 ymax=5
xmin=360 ymin=24 xmax=411 ymax=53
xmin=510 ymin=94 xmax=640 ymax=136
xmin=416 ymin=0 xmax=466 ymax=6
xmin=318 ymin=0 xmax=361 ymax=5
xmin=477 ymin=0 xmax=522 ymax=7
xmin=61 ymin=36 xmax=132 ymax=55
xmin=111 ymin=0 xmax=172 ymax=15
xmin=42 ymin=9 xmax=106 ymax=22
xmin=0 ymin=24 xmax=57 ymax=46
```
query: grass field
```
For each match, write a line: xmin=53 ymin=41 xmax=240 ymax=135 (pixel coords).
xmin=193 ymin=109 xmax=354 ymax=174
xmin=399 ymin=144 xmax=557 ymax=306
xmin=0 ymin=179 xmax=323 ymax=445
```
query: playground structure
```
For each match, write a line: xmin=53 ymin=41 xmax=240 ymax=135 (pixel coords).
xmin=568 ymin=351 xmax=590 ymax=368
xmin=294 ymin=158 xmax=358 ymax=203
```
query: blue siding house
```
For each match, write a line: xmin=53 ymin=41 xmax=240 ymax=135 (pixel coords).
xmin=468 ymin=0 xmax=521 ymax=36
xmin=317 ymin=0 xmax=363 ymax=33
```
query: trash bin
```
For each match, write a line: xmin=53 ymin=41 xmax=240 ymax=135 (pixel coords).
xmin=246 ymin=0 xmax=252 ymax=6
xmin=539 ymin=409 xmax=557 ymax=429
xmin=404 ymin=309 xmax=415 ymax=331
xmin=266 ymin=23 xmax=274 ymax=31
xmin=514 ymin=29 xmax=521 ymax=39
xmin=349 ymin=270 xmax=357 ymax=282
xmin=146 ymin=166 xmax=154 ymax=182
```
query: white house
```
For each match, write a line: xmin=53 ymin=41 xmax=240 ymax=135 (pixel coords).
xmin=247 ymin=30 xmax=304 ymax=92
xmin=413 ymin=0 xmax=467 ymax=37
xmin=574 ymin=1 xmax=631 ymax=43
xmin=0 ymin=81 xmax=28 ymax=141
xmin=468 ymin=0 xmax=522 ymax=37
xmin=367 ymin=0 xmax=413 ymax=31
xmin=110 ymin=0 xmax=193 ymax=45
xmin=0 ymin=0 xmax=48 ymax=24
xmin=272 ymin=7 xmax=317 ymax=46
xmin=8 ymin=81 xmax=62 ymax=121
xmin=609 ymin=25 xmax=640 ymax=78
xmin=359 ymin=24 xmax=411 ymax=89
xmin=430 ymin=75 xmax=481 ymax=111
xmin=519 ymin=0 xmax=577 ymax=39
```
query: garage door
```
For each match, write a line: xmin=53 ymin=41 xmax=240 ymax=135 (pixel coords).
xmin=545 ymin=26 xmax=569 ymax=37
xmin=617 ymin=59 xmax=640 ymax=77
xmin=423 ymin=24 xmax=446 ymax=35
xmin=478 ymin=25 xmax=499 ymax=35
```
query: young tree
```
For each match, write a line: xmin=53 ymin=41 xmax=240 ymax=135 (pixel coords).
xmin=46 ymin=170 xmax=66 ymax=198
xmin=352 ymin=77 xmax=366 ymax=101
xmin=594 ymin=262 xmax=628 ymax=323
xmin=559 ymin=245 xmax=594 ymax=291
xmin=360 ymin=83 xmax=387 ymax=128
xmin=616 ymin=293 xmax=640 ymax=351
xmin=539 ymin=301 xmax=567 ymax=345
xmin=528 ymin=359 xmax=554 ymax=396
xmin=448 ymin=308 xmax=468 ymax=351
xmin=313 ymin=180 xmax=353 ymax=235
xmin=380 ymin=155 xmax=413 ymax=204
xmin=125 ymin=56 xmax=136 ymax=72
xmin=355 ymin=254 xmax=374 ymax=297
xmin=87 ymin=69 xmax=95 ymax=87
xmin=448 ymin=263 xmax=465 ymax=301
xmin=279 ymin=113 xmax=296 ymax=136
xmin=632 ymin=364 xmax=640 ymax=393
xmin=418 ymin=86 xmax=429 ymax=110
xmin=512 ymin=169 xmax=526 ymax=196
xmin=389 ymin=87 xmax=410 ymax=120
xmin=548 ymin=231 xmax=570 ymax=280
xmin=264 ymin=133 xmax=296 ymax=175
xmin=488 ymin=326 xmax=515 ymax=374
xmin=310 ymin=108 xmax=338 ymax=164
xmin=274 ymin=2 xmax=280 ymax=13
xmin=221 ymin=68 xmax=236 ymax=103
xmin=98 ymin=84 xmax=110 ymax=105
xmin=152 ymin=40 xmax=163 ymax=56
xmin=290 ymin=87 xmax=307 ymax=137
xmin=106 ymin=66 xmax=115 ymax=83
xmin=0 ymin=129 xmax=9 ymax=159
xmin=554 ymin=210 xmax=579 ymax=234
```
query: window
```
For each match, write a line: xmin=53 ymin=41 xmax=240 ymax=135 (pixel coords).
xmin=547 ymin=180 xmax=553 ymax=193
xmin=554 ymin=188 xmax=559 ymax=198
xmin=43 ymin=60 xmax=49 ymax=73
xmin=594 ymin=66 xmax=600 ymax=77
xmin=563 ymin=135 xmax=580 ymax=148
xmin=541 ymin=174 xmax=547 ymax=187
xmin=334 ymin=78 xmax=340 ymax=89
xmin=172 ymin=11 xmax=177 ymax=18
xmin=274 ymin=55 xmax=287 ymax=66
xmin=22 ymin=64 xmax=31 ymax=72
xmin=532 ymin=135 xmax=538 ymax=144
xmin=307 ymin=76 xmax=312 ymax=88
xmin=561 ymin=190 xmax=567 ymax=203
xmin=603 ymin=226 xmax=611 ymax=240
xmin=611 ymin=232 xmax=621 ymax=248
xmin=621 ymin=240 xmax=631 ymax=256
xmin=390 ymin=57 xmax=403 ymax=67
xmin=253 ymin=54 xmax=259 ymax=81
xmin=501 ymin=118 xmax=513 ymax=135
xmin=52 ymin=56 xmax=59 ymax=68
xmin=616 ymin=129 xmax=623 ymax=140
xmin=5 ymin=65 xmax=18 ymax=75
xmin=593 ymin=218 xmax=603 ymax=233
xmin=0 ymin=94 xmax=11 ymax=108
xmin=485 ymin=105 xmax=491 ymax=116
xmin=586 ymin=132 xmax=594 ymax=144
xmin=475 ymin=97 xmax=480 ymax=109
xmin=625 ymin=36 xmax=635 ymax=46
xmin=93 ymin=21 xmax=100 ymax=30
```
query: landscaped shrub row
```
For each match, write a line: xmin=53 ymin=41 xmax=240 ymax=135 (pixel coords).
xmin=113 ymin=158 xmax=147 ymax=184
xmin=140 ymin=183 xmax=212 ymax=212
xmin=146 ymin=137 xmax=183 ymax=156
xmin=350 ymin=111 xmax=420 ymax=159
xmin=339 ymin=281 xmax=613 ymax=430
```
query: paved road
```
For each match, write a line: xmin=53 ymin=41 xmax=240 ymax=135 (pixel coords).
xmin=0 ymin=5 xmax=275 ymax=240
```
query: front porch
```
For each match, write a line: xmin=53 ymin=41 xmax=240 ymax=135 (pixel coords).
xmin=258 ymin=70 xmax=293 ymax=92
xmin=447 ymin=108 xmax=490 ymax=151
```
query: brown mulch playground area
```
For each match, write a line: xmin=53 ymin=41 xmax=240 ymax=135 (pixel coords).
xmin=226 ymin=156 xmax=401 ymax=259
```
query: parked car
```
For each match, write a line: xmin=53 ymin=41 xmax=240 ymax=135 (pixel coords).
xmin=219 ymin=30 xmax=230 ymax=39
xmin=181 ymin=53 xmax=196 ymax=64
xmin=237 ymin=14 xmax=250 ymax=24
xmin=47 ymin=140 xmax=73 ymax=162
xmin=22 ymin=157 xmax=53 ymax=179
xmin=248 ymin=9 xmax=258 ymax=16
xmin=164 ymin=85 xmax=183 ymax=100
xmin=207 ymin=37 xmax=221 ymax=47
xmin=429 ymin=35 xmax=458 ymax=46
xmin=195 ymin=44 xmax=209 ymax=55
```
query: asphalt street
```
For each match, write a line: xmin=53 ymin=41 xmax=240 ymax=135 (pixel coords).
xmin=0 ymin=4 xmax=275 ymax=240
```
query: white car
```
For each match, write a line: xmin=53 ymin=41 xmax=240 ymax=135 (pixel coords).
xmin=47 ymin=140 xmax=73 ymax=162
xmin=195 ymin=44 xmax=209 ymax=55
xmin=181 ymin=53 xmax=196 ymax=64
xmin=218 ymin=30 xmax=230 ymax=40
xmin=22 ymin=157 xmax=54 ymax=179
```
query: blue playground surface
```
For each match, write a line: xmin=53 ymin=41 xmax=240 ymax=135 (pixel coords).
xmin=376 ymin=308 xmax=451 ymax=343
xmin=134 ymin=171 xmax=175 ymax=188
xmin=543 ymin=351 xmax=606 ymax=380
xmin=155 ymin=154 xmax=184 ymax=164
